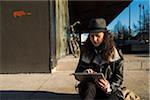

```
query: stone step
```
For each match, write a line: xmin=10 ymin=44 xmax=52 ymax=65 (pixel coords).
xmin=56 ymin=55 xmax=79 ymax=71
xmin=56 ymin=55 xmax=149 ymax=71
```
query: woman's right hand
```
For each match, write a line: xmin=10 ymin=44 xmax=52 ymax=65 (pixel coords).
xmin=83 ymin=68 xmax=95 ymax=73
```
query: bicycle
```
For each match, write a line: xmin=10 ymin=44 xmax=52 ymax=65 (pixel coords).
xmin=68 ymin=21 xmax=81 ymax=58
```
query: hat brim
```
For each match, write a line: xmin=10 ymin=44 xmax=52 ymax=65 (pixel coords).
xmin=88 ymin=28 xmax=107 ymax=33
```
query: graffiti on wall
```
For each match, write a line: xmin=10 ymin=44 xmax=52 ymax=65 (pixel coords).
xmin=13 ymin=10 xmax=32 ymax=18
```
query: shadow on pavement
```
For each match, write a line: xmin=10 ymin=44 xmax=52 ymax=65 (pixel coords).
xmin=0 ymin=90 xmax=80 ymax=100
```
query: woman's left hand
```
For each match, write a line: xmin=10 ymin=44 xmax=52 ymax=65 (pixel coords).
xmin=95 ymin=78 xmax=110 ymax=93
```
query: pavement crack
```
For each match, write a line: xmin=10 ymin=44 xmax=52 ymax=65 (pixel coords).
xmin=27 ymin=76 xmax=50 ymax=99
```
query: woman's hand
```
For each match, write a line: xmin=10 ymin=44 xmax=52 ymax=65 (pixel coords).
xmin=83 ymin=68 xmax=96 ymax=73
xmin=95 ymin=78 xmax=111 ymax=93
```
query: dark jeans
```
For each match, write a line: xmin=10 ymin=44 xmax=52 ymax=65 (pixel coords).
xmin=78 ymin=81 xmax=120 ymax=100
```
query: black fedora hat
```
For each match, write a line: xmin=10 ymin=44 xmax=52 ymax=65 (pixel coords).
xmin=88 ymin=18 xmax=107 ymax=33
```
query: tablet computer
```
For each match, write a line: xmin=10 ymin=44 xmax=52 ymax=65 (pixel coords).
xmin=71 ymin=73 xmax=105 ymax=81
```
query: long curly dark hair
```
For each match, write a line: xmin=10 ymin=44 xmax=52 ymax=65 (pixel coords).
xmin=82 ymin=31 xmax=115 ymax=63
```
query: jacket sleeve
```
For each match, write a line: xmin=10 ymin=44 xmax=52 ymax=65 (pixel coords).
xmin=110 ymin=56 xmax=124 ymax=93
xmin=74 ymin=57 xmax=89 ymax=81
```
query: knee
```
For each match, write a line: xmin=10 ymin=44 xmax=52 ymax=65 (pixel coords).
xmin=78 ymin=82 xmax=96 ymax=99
xmin=78 ymin=82 xmax=96 ymax=94
xmin=86 ymin=82 xmax=96 ymax=90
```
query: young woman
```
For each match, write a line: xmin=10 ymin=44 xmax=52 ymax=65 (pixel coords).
xmin=75 ymin=18 xmax=124 ymax=100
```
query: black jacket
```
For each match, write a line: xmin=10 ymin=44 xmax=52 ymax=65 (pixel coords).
xmin=75 ymin=47 xmax=124 ymax=94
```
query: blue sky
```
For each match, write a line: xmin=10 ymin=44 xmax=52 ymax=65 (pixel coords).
xmin=107 ymin=0 xmax=149 ymax=32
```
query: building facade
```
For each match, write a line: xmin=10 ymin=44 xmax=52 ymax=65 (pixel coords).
xmin=0 ymin=0 xmax=131 ymax=73
xmin=0 ymin=0 xmax=69 ymax=73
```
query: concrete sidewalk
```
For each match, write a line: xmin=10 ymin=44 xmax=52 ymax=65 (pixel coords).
xmin=0 ymin=54 xmax=149 ymax=100
xmin=0 ymin=71 xmax=79 ymax=100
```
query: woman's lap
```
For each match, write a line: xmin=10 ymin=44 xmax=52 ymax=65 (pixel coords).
xmin=78 ymin=81 xmax=120 ymax=100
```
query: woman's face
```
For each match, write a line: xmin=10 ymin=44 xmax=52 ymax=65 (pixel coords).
xmin=89 ymin=32 xmax=104 ymax=47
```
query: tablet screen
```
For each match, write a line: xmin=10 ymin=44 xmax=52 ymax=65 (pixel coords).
xmin=71 ymin=73 xmax=105 ymax=81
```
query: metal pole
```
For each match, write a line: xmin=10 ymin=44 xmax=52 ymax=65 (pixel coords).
xmin=142 ymin=5 xmax=145 ymax=31
xmin=139 ymin=4 xmax=141 ymax=33
xmin=129 ymin=4 xmax=131 ymax=39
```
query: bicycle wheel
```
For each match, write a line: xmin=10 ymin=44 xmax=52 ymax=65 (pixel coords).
xmin=69 ymin=39 xmax=80 ymax=58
